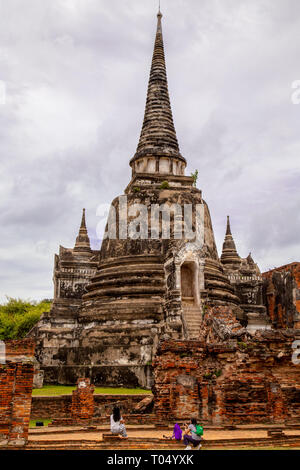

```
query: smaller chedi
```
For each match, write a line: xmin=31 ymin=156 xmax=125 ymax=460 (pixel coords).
xmin=220 ymin=216 xmax=270 ymax=332
xmin=52 ymin=208 xmax=98 ymax=303
xmin=30 ymin=209 xmax=98 ymax=384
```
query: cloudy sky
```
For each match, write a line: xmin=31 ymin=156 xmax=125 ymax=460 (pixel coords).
xmin=0 ymin=0 xmax=299 ymax=302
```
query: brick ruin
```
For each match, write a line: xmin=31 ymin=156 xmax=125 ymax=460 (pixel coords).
xmin=70 ymin=378 xmax=94 ymax=422
xmin=263 ymin=262 xmax=300 ymax=329
xmin=30 ymin=393 xmax=151 ymax=421
xmin=27 ymin=9 xmax=300 ymax=426
xmin=153 ymin=307 xmax=300 ymax=425
xmin=0 ymin=340 xmax=35 ymax=447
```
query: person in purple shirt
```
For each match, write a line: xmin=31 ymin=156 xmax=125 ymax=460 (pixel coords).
xmin=163 ymin=423 xmax=182 ymax=441
xmin=172 ymin=423 xmax=183 ymax=441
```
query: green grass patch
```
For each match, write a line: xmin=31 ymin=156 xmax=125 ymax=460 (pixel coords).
xmin=29 ymin=418 xmax=52 ymax=428
xmin=32 ymin=385 xmax=152 ymax=396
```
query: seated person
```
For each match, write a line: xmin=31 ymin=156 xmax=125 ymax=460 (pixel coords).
xmin=183 ymin=418 xmax=202 ymax=450
xmin=110 ymin=406 xmax=127 ymax=438
xmin=163 ymin=423 xmax=183 ymax=441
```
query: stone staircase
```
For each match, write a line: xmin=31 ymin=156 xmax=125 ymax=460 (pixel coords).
xmin=182 ymin=305 xmax=202 ymax=339
xmin=25 ymin=433 xmax=300 ymax=450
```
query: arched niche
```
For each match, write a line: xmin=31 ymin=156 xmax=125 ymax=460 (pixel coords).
xmin=180 ymin=260 xmax=199 ymax=306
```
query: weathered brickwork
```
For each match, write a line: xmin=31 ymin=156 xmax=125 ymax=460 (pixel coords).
xmin=30 ymin=394 xmax=148 ymax=420
xmin=50 ymin=413 xmax=156 ymax=427
xmin=31 ymin=396 xmax=70 ymax=419
xmin=263 ymin=263 xmax=300 ymax=329
xmin=153 ymin=307 xmax=300 ymax=425
xmin=0 ymin=340 xmax=35 ymax=447
xmin=70 ymin=378 xmax=94 ymax=421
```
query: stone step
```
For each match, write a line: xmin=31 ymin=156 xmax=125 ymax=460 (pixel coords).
xmin=184 ymin=316 xmax=200 ymax=320
xmin=183 ymin=313 xmax=200 ymax=316
xmin=183 ymin=312 xmax=201 ymax=319
xmin=184 ymin=315 xmax=201 ymax=320
xmin=183 ymin=306 xmax=202 ymax=340
xmin=184 ymin=308 xmax=201 ymax=312
xmin=184 ymin=313 xmax=202 ymax=317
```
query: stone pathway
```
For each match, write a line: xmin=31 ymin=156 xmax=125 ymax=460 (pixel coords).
xmin=26 ymin=423 xmax=300 ymax=450
xmin=29 ymin=427 xmax=300 ymax=442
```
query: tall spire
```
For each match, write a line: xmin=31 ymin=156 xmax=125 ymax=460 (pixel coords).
xmin=74 ymin=208 xmax=91 ymax=253
xmin=130 ymin=11 xmax=185 ymax=168
xmin=226 ymin=215 xmax=232 ymax=235
xmin=220 ymin=216 xmax=241 ymax=268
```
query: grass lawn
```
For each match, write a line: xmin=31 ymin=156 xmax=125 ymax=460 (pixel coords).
xmin=29 ymin=418 xmax=52 ymax=428
xmin=32 ymin=385 xmax=152 ymax=396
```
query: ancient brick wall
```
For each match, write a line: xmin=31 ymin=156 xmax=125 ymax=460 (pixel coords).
xmin=30 ymin=394 xmax=148 ymax=419
xmin=30 ymin=395 xmax=71 ymax=419
xmin=153 ymin=332 xmax=300 ymax=425
xmin=0 ymin=340 xmax=35 ymax=447
xmin=50 ymin=413 xmax=156 ymax=427
xmin=263 ymin=262 xmax=300 ymax=329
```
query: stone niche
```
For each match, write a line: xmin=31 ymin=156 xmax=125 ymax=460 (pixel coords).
xmin=159 ymin=157 xmax=170 ymax=174
xmin=172 ymin=374 xmax=199 ymax=419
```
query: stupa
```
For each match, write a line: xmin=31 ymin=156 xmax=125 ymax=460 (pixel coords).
xmin=31 ymin=11 xmax=268 ymax=388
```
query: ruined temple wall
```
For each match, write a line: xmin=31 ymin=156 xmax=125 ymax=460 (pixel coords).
xmin=30 ymin=394 xmax=148 ymax=419
xmin=153 ymin=333 xmax=300 ymax=425
xmin=263 ymin=263 xmax=300 ymax=329
xmin=0 ymin=340 xmax=35 ymax=447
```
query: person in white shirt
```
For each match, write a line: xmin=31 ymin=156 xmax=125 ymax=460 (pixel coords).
xmin=110 ymin=406 xmax=127 ymax=438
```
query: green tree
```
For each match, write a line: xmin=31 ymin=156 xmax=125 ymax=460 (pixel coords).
xmin=0 ymin=297 xmax=51 ymax=340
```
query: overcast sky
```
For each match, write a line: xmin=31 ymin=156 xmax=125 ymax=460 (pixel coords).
xmin=0 ymin=0 xmax=299 ymax=302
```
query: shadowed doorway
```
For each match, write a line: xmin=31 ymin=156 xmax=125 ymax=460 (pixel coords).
xmin=181 ymin=262 xmax=195 ymax=305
